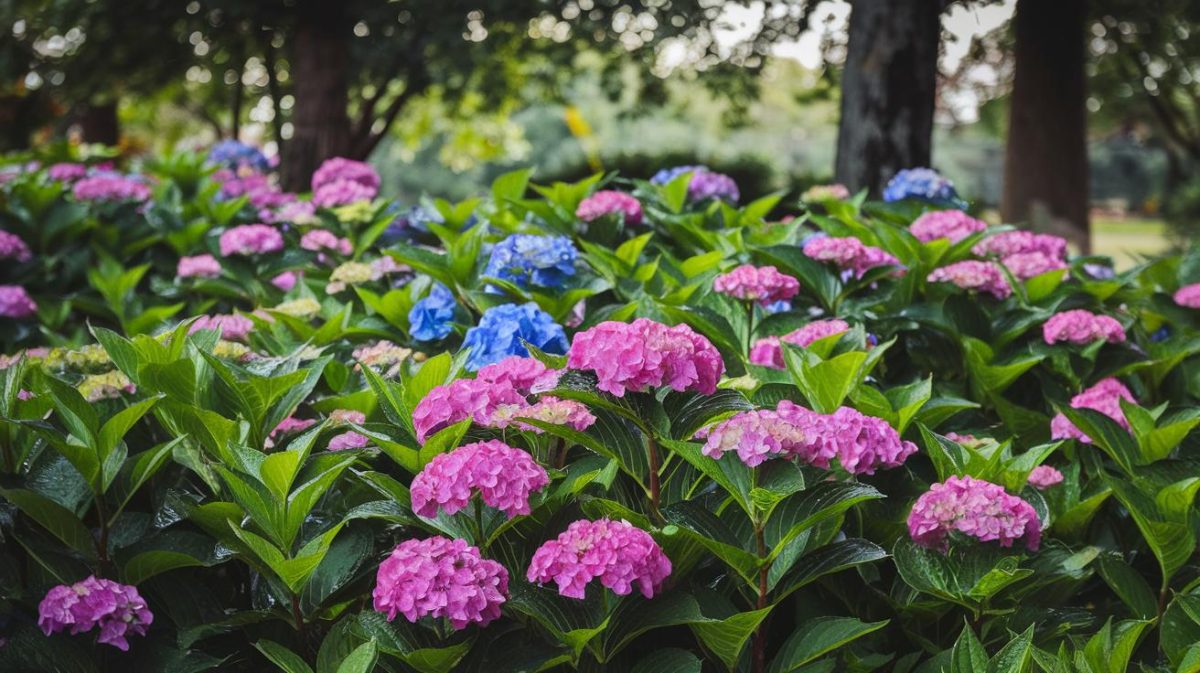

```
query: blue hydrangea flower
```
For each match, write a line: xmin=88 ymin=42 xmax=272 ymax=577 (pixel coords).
xmin=408 ymin=282 xmax=457 ymax=341
xmin=483 ymin=234 xmax=577 ymax=290
xmin=882 ymin=168 xmax=966 ymax=208
xmin=650 ymin=165 xmax=709 ymax=186
xmin=207 ymin=140 xmax=270 ymax=173
xmin=461 ymin=303 xmax=568 ymax=371
xmin=763 ymin=300 xmax=792 ymax=315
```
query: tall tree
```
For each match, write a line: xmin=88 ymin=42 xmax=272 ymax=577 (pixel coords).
xmin=1002 ymin=0 xmax=1090 ymax=251
xmin=834 ymin=0 xmax=943 ymax=195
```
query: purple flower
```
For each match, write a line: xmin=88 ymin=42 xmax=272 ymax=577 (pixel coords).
xmin=973 ymin=231 xmax=1068 ymax=259
xmin=373 ymin=536 xmax=508 ymax=630
xmin=907 ymin=475 xmax=1041 ymax=552
xmin=1042 ymin=309 xmax=1126 ymax=345
xmin=1175 ymin=283 xmax=1200 ymax=309
xmin=1027 ymin=465 xmax=1064 ymax=490
xmin=328 ymin=431 xmax=369 ymax=450
xmin=176 ymin=254 xmax=222 ymax=279
xmin=713 ymin=264 xmax=801 ymax=305
xmin=0 ymin=230 xmax=32 ymax=263
xmin=219 ymin=224 xmax=284 ymax=257
xmin=927 ymin=261 xmax=1011 ymax=299
xmin=72 ymin=174 xmax=152 ymax=203
xmin=1000 ymin=251 xmax=1067 ymax=280
xmin=775 ymin=402 xmax=917 ymax=474
xmin=300 ymin=229 xmax=353 ymax=257
xmin=413 ymin=377 xmax=527 ymax=444
xmin=688 ymin=171 xmax=739 ymax=203
xmin=312 ymin=179 xmax=377 ymax=208
xmin=909 ymin=210 xmax=987 ymax=244
xmin=802 ymin=236 xmax=901 ymax=278
xmin=576 ymin=190 xmax=644 ymax=225
xmin=701 ymin=408 xmax=809 ymax=467
xmin=411 ymin=439 xmax=549 ymax=518
xmin=748 ymin=319 xmax=851 ymax=370
xmin=38 ymin=577 xmax=153 ymax=651
xmin=271 ymin=271 xmax=299 ymax=291
xmin=0 ymin=285 xmax=37 ymax=318
xmin=527 ymin=519 xmax=671 ymax=599
xmin=567 ymin=318 xmax=725 ymax=397
xmin=189 ymin=314 xmax=254 ymax=341
xmin=311 ymin=157 xmax=381 ymax=192
xmin=1049 ymin=377 xmax=1135 ymax=444
xmin=47 ymin=163 xmax=88 ymax=182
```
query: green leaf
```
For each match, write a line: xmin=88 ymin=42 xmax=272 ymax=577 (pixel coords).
xmin=256 ymin=640 xmax=315 ymax=673
xmin=336 ymin=640 xmax=378 ymax=673
xmin=0 ymin=487 xmax=95 ymax=558
xmin=661 ymin=438 xmax=753 ymax=516
xmin=631 ymin=649 xmax=704 ymax=673
xmin=785 ymin=347 xmax=868 ymax=414
xmin=962 ymin=337 xmax=1043 ymax=396
xmin=985 ymin=625 xmax=1033 ymax=673
xmin=123 ymin=550 xmax=210 ymax=585
xmin=771 ymin=538 xmax=888 ymax=602
xmin=690 ymin=606 xmax=772 ymax=672
xmin=767 ymin=617 xmax=888 ymax=673
xmin=506 ymin=582 xmax=607 ymax=663
xmin=949 ymin=624 xmax=988 ymax=673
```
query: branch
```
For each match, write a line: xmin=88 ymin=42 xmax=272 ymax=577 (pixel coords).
xmin=351 ymin=69 xmax=430 ymax=158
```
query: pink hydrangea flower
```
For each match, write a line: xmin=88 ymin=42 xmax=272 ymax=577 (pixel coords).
xmin=476 ymin=356 xmax=561 ymax=394
xmin=300 ymin=229 xmax=353 ymax=257
xmin=413 ymin=377 xmax=527 ymax=444
xmin=973 ymin=231 xmax=1068 ymax=259
xmin=176 ymin=254 xmax=221 ymax=279
xmin=313 ymin=179 xmax=377 ymax=208
xmin=72 ymin=174 xmax=152 ymax=203
xmin=271 ymin=271 xmax=298 ymax=291
xmin=189 ymin=314 xmax=253 ymax=341
xmin=927 ymin=260 xmax=1011 ymax=299
xmin=1000 ymin=252 xmax=1068 ymax=280
xmin=1042 ymin=309 xmax=1126 ymax=345
xmin=1027 ymin=465 xmax=1064 ymax=490
xmin=373 ymin=536 xmax=508 ymax=629
xmin=801 ymin=184 xmax=851 ymax=201
xmin=328 ymin=431 xmax=369 ymax=450
xmin=567 ymin=318 xmax=725 ymax=397
xmin=701 ymin=408 xmax=809 ymax=467
xmin=47 ymin=163 xmax=88 ymax=182
xmin=38 ymin=576 xmax=153 ymax=651
xmin=527 ymin=519 xmax=671 ymax=599
xmin=909 ymin=210 xmax=987 ymax=244
xmin=272 ymin=416 xmax=316 ymax=438
xmin=802 ymin=236 xmax=901 ymax=278
xmin=0 ymin=285 xmax=37 ymax=318
xmin=1050 ymin=377 xmax=1136 ymax=444
xmin=907 ymin=475 xmax=1041 ymax=552
xmin=1174 ymin=283 xmax=1200 ymax=309
xmin=713 ymin=264 xmax=801 ymax=304
xmin=411 ymin=439 xmax=549 ymax=518
xmin=776 ymin=401 xmax=917 ymax=474
xmin=748 ymin=319 xmax=851 ymax=369
xmin=270 ymin=200 xmax=318 ymax=225
xmin=312 ymin=157 xmax=381 ymax=192
xmin=488 ymin=396 xmax=597 ymax=433
xmin=219 ymin=224 xmax=284 ymax=256
xmin=0 ymin=231 xmax=32 ymax=262
xmin=217 ymin=173 xmax=294 ymax=209
xmin=576 ymin=190 xmax=644 ymax=225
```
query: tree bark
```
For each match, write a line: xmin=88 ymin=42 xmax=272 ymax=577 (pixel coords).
xmin=280 ymin=0 xmax=351 ymax=192
xmin=834 ymin=0 xmax=941 ymax=196
xmin=1002 ymin=0 xmax=1091 ymax=252
xmin=80 ymin=101 xmax=120 ymax=146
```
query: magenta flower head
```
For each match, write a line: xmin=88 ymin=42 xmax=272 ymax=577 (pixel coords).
xmin=300 ymin=229 xmax=353 ymax=257
xmin=313 ymin=179 xmax=377 ymax=208
xmin=1050 ymin=377 xmax=1136 ymax=444
xmin=907 ymin=475 xmax=1041 ymax=552
xmin=411 ymin=439 xmax=549 ymax=518
xmin=527 ymin=519 xmax=672 ymax=599
xmin=0 ymin=285 xmax=37 ymax=318
xmin=701 ymin=408 xmax=808 ymax=467
xmin=973 ymin=231 xmax=1068 ymax=259
xmin=775 ymin=402 xmax=917 ymax=474
xmin=72 ymin=174 xmax=152 ymax=203
xmin=1174 ymin=283 xmax=1200 ymax=309
xmin=803 ymin=236 xmax=901 ymax=278
xmin=189 ymin=313 xmax=254 ymax=341
xmin=219 ymin=224 xmax=284 ymax=257
xmin=748 ymin=319 xmax=852 ymax=370
xmin=927 ymin=260 xmax=1011 ymax=299
xmin=1027 ymin=465 xmax=1064 ymax=490
xmin=38 ymin=576 xmax=153 ymax=651
xmin=312 ymin=157 xmax=381 ymax=193
xmin=272 ymin=271 xmax=299 ymax=292
xmin=713 ymin=264 xmax=801 ymax=305
xmin=476 ymin=356 xmax=562 ymax=394
xmin=176 ymin=253 xmax=221 ymax=279
xmin=412 ymin=377 xmax=526 ymax=444
xmin=688 ymin=171 xmax=739 ymax=203
xmin=576 ymin=190 xmax=644 ymax=225
xmin=1000 ymin=251 xmax=1067 ymax=280
xmin=373 ymin=536 xmax=508 ymax=630
xmin=909 ymin=210 xmax=987 ymax=244
xmin=47 ymin=162 xmax=88 ymax=183
xmin=567 ymin=318 xmax=725 ymax=397
xmin=1042 ymin=309 xmax=1126 ymax=345
xmin=0 ymin=230 xmax=32 ymax=262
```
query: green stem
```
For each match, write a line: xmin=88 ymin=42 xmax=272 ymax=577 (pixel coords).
xmin=646 ymin=435 xmax=662 ymax=522
xmin=475 ymin=499 xmax=487 ymax=550
xmin=752 ymin=523 xmax=770 ymax=673
xmin=746 ymin=301 xmax=756 ymax=360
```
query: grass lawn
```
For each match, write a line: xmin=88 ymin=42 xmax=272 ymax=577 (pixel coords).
xmin=1092 ymin=217 xmax=1172 ymax=269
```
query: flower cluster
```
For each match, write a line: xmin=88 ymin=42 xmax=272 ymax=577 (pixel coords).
xmin=487 ymin=396 xmax=596 ymax=433
xmin=883 ymin=168 xmax=963 ymax=206
xmin=411 ymin=440 xmax=549 ymax=518
xmin=801 ymin=183 xmax=851 ymax=202
xmin=776 ymin=402 xmax=918 ymax=474
xmin=0 ymin=230 xmax=32 ymax=262
xmin=1042 ymin=309 xmax=1126 ymax=345
xmin=973 ymin=231 xmax=1068 ymax=259
xmin=713 ymin=264 xmax=801 ymax=304
xmin=353 ymin=340 xmax=412 ymax=378
xmin=483 ymin=234 xmax=578 ymax=290
xmin=413 ymin=356 xmax=563 ymax=442
xmin=527 ymin=519 xmax=671 ymax=599
xmin=701 ymin=408 xmax=809 ymax=467
xmin=1050 ymin=377 xmax=1136 ymax=443
xmin=219 ymin=224 xmax=283 ymax=257
xmin=373 ymin=536 xmax=508 ymax=629
xmin=409 ymin=282 xmax=457 ymax=342
xmin=1000 ymin=251 xmax=1067 ymax=280
xmin=270 ymin=200 xmax=318 ymax=226
xmin=0 ymin=285 xmax=37 ymax=318
xmin=38 ymin=576 xmax=153 ymax=651
xmin=909 ymin=210 xmax=987 ymax=244
xmin=1174 ymin=283 xmax=1200 ymax=309
xmin=312 ymin=157 xmax=381 ymax=193
xmin=907 ymin=476 xmax=1041 ymax=552
xmin=313 ymin=179 xmax=376 ymax=208
xmin=802 ymin=236 xmax=901 ymax=278
xmin=462 ymin=303 xmax=568 ymax=371
xmin=300 ymin=229 xmax=353 ymax=257
xmin=72 ymin=174 xmax=152 ymax=203
xmin=272 ymin=297 xmax=321 ymax=318
xmin=576 ymin=190 xmax=644 ymax=225
xmin=189 ymin=313 xmax=254 ymax=341
xmin=177 ymin=254 xmax=221 ymax=279
xmin=927 ymin=261 xmax=1011 ymax=299
xmin=207 ymin=140 xmax=270 ymax=173
xmin=77 ymin=371 xmax=136 ymax=402
xmin=47 ymin=162 xmax=88 ymax=182
xmin=214 ymin=172 xmax=293 ymax=210
xmin=749 ymin=319 xmax=851 ymax=369
xmin=650 ymin=164 xmax=707 ymax=185
xmin=1027 ymin=465 xmax=1064 ymax=490
xmin=567 ymin=318 xmax=724 ymax=396
xmin=688 ymin=170 xmax=740 ymax=203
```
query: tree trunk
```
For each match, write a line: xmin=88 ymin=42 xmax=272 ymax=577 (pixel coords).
xmin=1002 ymin=0 xmax=1090 ymax=252
xmin=80 ymin=101 xmax=120 ymax=146
xmin=280 ymin=0 xmax=351 ymax=192
xmin=834 ymin=0 xmax=941 ymax=196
